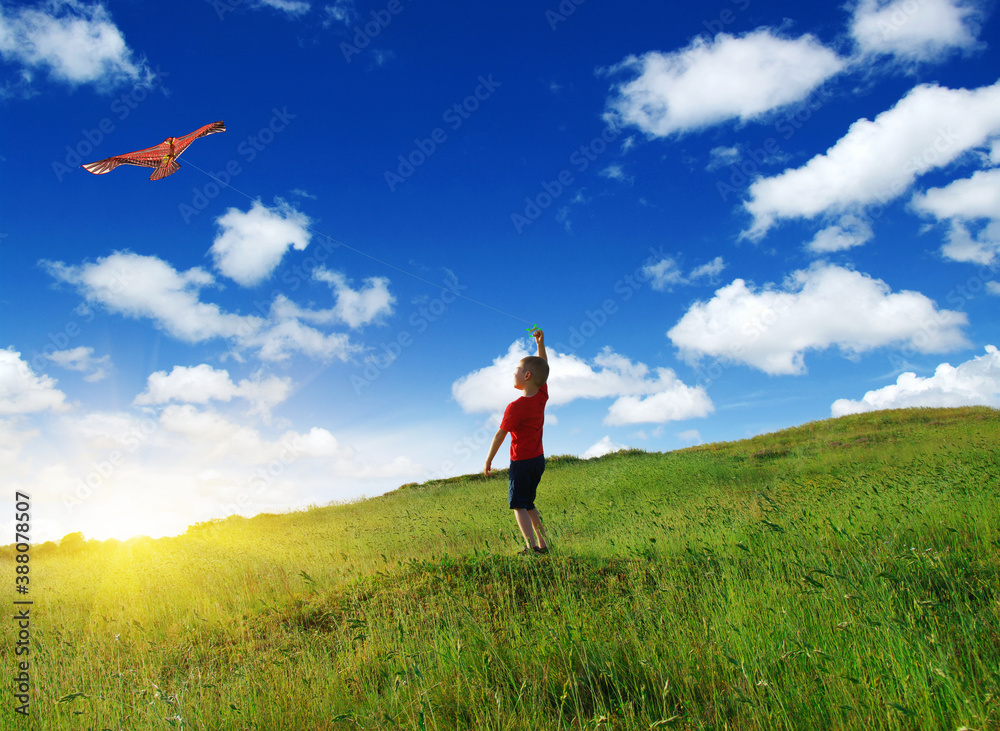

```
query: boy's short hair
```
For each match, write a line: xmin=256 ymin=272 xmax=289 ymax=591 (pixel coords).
xmin=521 ymin=356 xmax=549 ymax=385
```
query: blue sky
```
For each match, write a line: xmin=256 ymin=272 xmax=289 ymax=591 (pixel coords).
xmin=2 ymin=0 xmax=999 ymax=542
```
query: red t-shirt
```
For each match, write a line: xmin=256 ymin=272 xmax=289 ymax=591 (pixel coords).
xmin=500 ymin=383 xmax=548 ymax=461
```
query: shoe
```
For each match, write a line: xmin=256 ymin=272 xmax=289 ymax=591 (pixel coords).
xmin=516 ymin=547 xmax=534 ymax=556
xmin=532 ymin=546 xmax=549 ymax=555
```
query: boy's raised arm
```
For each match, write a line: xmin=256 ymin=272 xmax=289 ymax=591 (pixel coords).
xmin=533 ymin=328 xmax=547 ymax=361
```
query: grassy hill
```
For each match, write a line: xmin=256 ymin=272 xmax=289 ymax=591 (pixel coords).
xmin=5 ymin=406 xmax=999 ymax=730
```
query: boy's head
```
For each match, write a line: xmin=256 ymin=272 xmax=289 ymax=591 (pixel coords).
xmin=514 ymin=355 xmax=549 ymax=389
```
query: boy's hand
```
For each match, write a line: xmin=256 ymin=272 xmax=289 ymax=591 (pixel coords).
xmin=483 ymin=459 xmax=492 ymax=475
xmin=533 ymin=328 xmax=547 ymax=361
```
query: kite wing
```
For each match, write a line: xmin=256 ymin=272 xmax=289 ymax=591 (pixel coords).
xmin=81 ymin=140 xmax=171 ymax=175
xmin=81 ymin=121 xmax=226 ymax=180
xmin=170 ymin=121 xmax=227 ymax=158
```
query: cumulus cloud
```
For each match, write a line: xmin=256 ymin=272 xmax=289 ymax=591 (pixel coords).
xmin=831 ymin=345 xmax=1000 ymax=416
xmin=158 ymin=404 xmax=349 ymax=464
xmin=806 ymin=215 xmax=874 ymax=253
xmin=0 ymin=348 xmax=69 ymax=414
xmin=314 ymin=268 xmax=395 ymax=328
xmin=605 ymin=30 xmax=844 ymax=137
xmin=134 ymin=364 xmax=292 ymax=418
xmin=850 ymin=0 xmax=982 ymax=62
xmin=452 ymin=342 xmax=713 ymax=425
xmin=44 ymin=346 xmax=111 ymax=382
xmin=668 ymin=263 xmax=968 ymax=375
xmin=211 ymin=200 xmax=312 ymax=287
xmin=582 ymin=435 xmax=628 ymax=459
xmin=744 ymin=81 xmax=1000 ymax=239
xmin=939 ymin=221 xmax=1000 ymax=265
xmin=42 ymin=251 xmax=358 ymax=362
xmin=912 ymin=168 xmax=1000 ymax=264
xmin=913 ymin=168 xmax=1000 ymax=220
xmin=0 ymin=0 xmax=150 ymax=91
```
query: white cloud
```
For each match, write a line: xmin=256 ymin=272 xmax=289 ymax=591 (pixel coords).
xmin=600 ymin=164 xmax=627 ymax=181
xmin=43 ymin=251 xmax=359 ymax=362
xmin=582 ymin=435 xmax=627 ymax=459
xmin=939 ymin=221 xmax=1000 ymax=265
xmin=707 ymin=145 xmax=741 ymax=171
xmin=134 ymin=364 xmax=292 ymax=418
xmin=643 ymin=255 xmax=727 ymax=290
xmin=253 ymin=0 xmax=311 ymax=16
xmin=912 ymin=168 xmax=1000 ymax=264
xmin=0 ymin=348 xmax=69 ymax=415
xmin=644 ymin=257 xmax=686 ymax=291
xmin=323 ymin=0 xmax=357 ymax=26
xmin=850 ymin=0 xmax=981 ymax=62
xmin=689 ymin=256 xmax=726 ymax=281
xmin=452 ymin=342 xmax=713 ymax=424
xmin=831 ymin=345 xmax=1000 ymax=416
xmin=668 ymin=263 xmax=969 ymax=375
xmin=44 ymin=251 xmax=250 ymax=342
xmin=913 ymin=167 xmax=1000 ymax=220
xmin=605 ymin=378 xmax=715 ymax=426
xmin=806 ymin=215 xmax=874 ymax=253
xmin=676 ymin=429 xmax=702 ymax=444
xmin=44 ymin=346 xmax=111 ymax=382
xmin=211 ymin=200 xmax=312 ymax=287
xmin=158 ymin=404 xmax=349 ymax=464
xmin=605 ymin=30 xmax=844 ymax=137
xmin=314 ymin=268 xmax=395 ymax=328
xmin=246 ymin=302 xmax=356 ymax=362
xmin=744 ymin=81 xmax=1000 ymax=239
xmin=0 ymin=0 xmax=149 ymax=90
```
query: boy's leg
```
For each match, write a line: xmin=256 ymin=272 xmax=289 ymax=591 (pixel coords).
xmin=514 ymin=508 xmax=537 ymax=549
xmin=528 ymin=508 xmax=548 ymax=549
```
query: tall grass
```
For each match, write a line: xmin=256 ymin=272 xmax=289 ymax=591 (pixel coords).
xmin=3 ymin=407 xmax=998 ymax=729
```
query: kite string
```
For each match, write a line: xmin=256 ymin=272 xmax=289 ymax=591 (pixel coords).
xmin=183 ymin=159 xmax=534 ymax=326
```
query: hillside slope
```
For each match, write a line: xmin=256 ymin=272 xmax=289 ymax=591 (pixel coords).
xmin=7 ymin=406 xmax=999 ymax=730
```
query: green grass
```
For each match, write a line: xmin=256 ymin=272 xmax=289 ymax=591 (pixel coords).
xmin=3 ymin=406 xmax=999 ymax=730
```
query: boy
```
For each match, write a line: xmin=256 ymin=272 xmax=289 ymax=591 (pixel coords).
xmin=484 ymin=328 xmax=550 ymax=555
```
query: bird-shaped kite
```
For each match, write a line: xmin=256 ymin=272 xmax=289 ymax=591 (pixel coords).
xmin=81 ymin=121 xmax=226 ymax=181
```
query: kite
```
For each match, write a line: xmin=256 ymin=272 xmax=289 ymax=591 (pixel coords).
xmin=81 ymin=121 xmax=226 ymax=181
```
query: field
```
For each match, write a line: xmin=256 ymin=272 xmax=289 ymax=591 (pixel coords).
xmin=3 ymin=406 xmax=998 ymax=730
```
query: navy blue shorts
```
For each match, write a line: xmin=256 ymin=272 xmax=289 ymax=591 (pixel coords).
xmin=508 ymin=454 xmax=545 ymax=510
